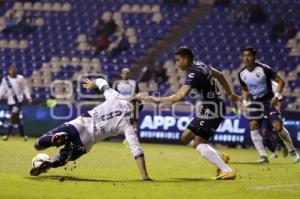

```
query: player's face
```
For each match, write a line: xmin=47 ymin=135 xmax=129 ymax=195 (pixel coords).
xmin=8 ymin=66 xmax=17 ymax=77
xmin=121 ymin=70 xmax=129 ymax=80
xmin=242 ymin=51 xmax=255 ymax=66
xmin=175 ymin=55 xmax=189 ymax=70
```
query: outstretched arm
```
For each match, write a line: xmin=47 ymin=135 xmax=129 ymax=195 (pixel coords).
xmin=137 ymin=85 xmax=191 ymax=103
xmin=124 ymin=124 xmax=151 ymax=180
xmin=271 ymin=74 xmax=285 ymax=107
xmin=209 ymin=67 xmax=240 ymax=102
xmin=82 ymin=78 xmax=119 ymax=100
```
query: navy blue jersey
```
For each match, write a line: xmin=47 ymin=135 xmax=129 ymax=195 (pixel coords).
xmin=184 ymin=61 xmax=222 ymax=102
xmin=238 ymin=62 xmax=277 ymax=101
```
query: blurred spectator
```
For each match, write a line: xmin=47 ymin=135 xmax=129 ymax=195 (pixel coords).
xmin=154 ymin=67 xmax=167 ymax=83
xmin=231 ymin=5 xmax=249 ymax=24
xmin=19 ymin=16 xmax=37 ymax=34
xmin=285 ymin=21 xmax=297 ymax=39
xmin=270 ymin=19 xmax=285 ymax=40
xmin=19 ymin=0 xmax=40 ymax=2
xmin=108 ymin=31 xmax=129 ymax=56
xmin=0 ymin=1 xmax=5 ymax=8
xmin=163 ymin=0 xmax=188 ymax=5
xmin=94 ymin=18 xmax=105 ymax=36
xmin=94 ymin=18 xmax=117 ymax=37
xmin=102 ymin=20 xmax=117 ymax=36
xmin=214 ymin=0 xmax=231 ymax=6
xmin=248 ymin=4 xmax=266 ymax=23
xmin=89 ymin=35 xmax=110 ymax=54
xmin=270 ymin=19 xmax=297 ymax=41
xmin=2 ymin=10 xmax=22 ymax=33
xmin=90 ymin=17 xmax=118 ymax=54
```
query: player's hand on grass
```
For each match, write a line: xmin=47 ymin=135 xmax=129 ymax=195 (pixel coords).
xmin=82 ymin=78 xmax=97 ymax=90
xmin=142 ymin=176 xmax=153 ymax=181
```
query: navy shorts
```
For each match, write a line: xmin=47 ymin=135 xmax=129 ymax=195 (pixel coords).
xmin=248 ymin=100 xmax=282 ymax=127
xmin=187 ymin=101 xmax=225 ymax=141
xmin=49 ymin=124 xmax=86 ymax=160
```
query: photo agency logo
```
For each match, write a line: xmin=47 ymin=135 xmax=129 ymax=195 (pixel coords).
xmin=49 ymin=73 xmax=107 ymax=120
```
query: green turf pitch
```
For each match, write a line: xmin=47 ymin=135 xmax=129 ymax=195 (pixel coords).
xmin=0 ymin=138 xmax=299 ymax=199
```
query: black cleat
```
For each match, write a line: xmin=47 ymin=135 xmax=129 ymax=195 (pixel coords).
xmin=30 ymin=161 xmax=52 ymax=176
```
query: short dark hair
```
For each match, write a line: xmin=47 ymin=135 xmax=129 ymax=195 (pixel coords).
xmin=175 ymin=46 xmax=194 ymax=61
xmin=242 ymin=46 xmax=256 ymax=56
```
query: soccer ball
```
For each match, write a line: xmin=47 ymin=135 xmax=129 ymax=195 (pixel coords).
xmin=32 ymin=153 xmax=50 ymax=168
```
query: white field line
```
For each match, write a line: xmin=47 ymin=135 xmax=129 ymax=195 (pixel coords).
xmin=251 ymin=184 xmax=300 ymax=191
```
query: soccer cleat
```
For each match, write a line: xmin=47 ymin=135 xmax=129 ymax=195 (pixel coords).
xmin=290 ymin=151 xmax=300 ymax=164
xmin=282 ymin=146 xmax=288 ymax=158
xmin=30 ymin=161 xmax=52 ymax=176
xmin=216 ymin=154 xmax=230 ymax=176
xmin=51 ymin=132 xmax=68 ymax=147
xmin=270 ymin=153 xmax=278 ymax=159
xmin=213 ymin=171 xmax=236 ymax=180
xmin=256 ymin=156 xmax=269 ymax=163
xmin=2 ymin=135 xmax=9 ymax=141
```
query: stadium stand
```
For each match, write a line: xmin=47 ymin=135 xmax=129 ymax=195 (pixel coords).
xmin=0 ymin=0 xmax=197 ymax=102
xmin=160 ymin=0 xmax=300 ymax=110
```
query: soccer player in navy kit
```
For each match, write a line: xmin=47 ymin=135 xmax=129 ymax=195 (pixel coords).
xmin=238 ymin=46 xmax=299 ymax=163
xmin=138 ymin=46 xmax=239 ymax=180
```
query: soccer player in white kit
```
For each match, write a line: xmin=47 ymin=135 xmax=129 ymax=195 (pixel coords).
xmin=30 ymin=78 xmax=151 ymax=180
xmin=0 ymin=65 xmax=32 ymax=141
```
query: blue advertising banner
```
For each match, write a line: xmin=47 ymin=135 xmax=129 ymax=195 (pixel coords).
xmin=138 ymin=110 xmax=300 ymax=148
xmin=0 ymin=103 xmax=299 ymax=148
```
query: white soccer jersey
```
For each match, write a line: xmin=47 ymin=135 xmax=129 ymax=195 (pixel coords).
xmin=0 ymin=75 xmax=31 ymax=105
xmin=68 ymin=79 xmax=143 ymax=158
xmin=113 ymin=79 xmax=137 ymax=99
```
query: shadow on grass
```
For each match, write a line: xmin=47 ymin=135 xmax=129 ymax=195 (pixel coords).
xmin=25 ymin=175 xmax=211 ymax=183
xmin=229 ymin=161 xmax=291 ymax=165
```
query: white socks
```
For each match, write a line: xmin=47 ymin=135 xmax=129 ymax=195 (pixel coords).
xmin=196 ymin=144 xmax=232 ymax=172
xmin=251 ymin=130 xmax=267 ymax=157
xmin=278 ymin=127 xmax=295 ymax=152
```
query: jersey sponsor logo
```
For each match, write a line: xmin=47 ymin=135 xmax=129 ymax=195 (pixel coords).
xmin=188 ymin=73 xmax=195 ymax=78
xmin=199 ymin=121 xmax=205 ymax=126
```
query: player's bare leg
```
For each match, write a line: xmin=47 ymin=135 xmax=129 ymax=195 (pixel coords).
xmin=180 ymin=129 xmax=195 ymax=144
xmin=272 ymin=121 xmax=299 ymax=163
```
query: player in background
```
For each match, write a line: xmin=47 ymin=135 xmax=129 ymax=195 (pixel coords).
xmin=238 ymin=46 xmax=299 ymax=163
xmin=30 ymin=78 xmax=151 ymax=181
xmin=113 ymin=67 xmax=142 ymax=124
xmin=260 ymin=81 xmax=288 ymax=158
xmin=0 ymin=65 xmax=32 ymax=141
xmin=138 ymin=46 xmax=239 ymax=180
